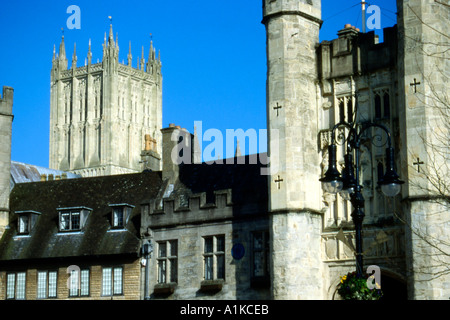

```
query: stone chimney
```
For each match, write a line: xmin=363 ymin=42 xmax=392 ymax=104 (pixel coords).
xmin=161 ymin=124 xmax=196 ymax=184
xmin=0 ymin=86 xmax=14 ymax=239
xmin=140 ymin=134 xmax=161 ymax=171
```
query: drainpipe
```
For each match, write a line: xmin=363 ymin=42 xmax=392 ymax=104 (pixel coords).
xmin=142 ymin=240 xmax=153 ymax=300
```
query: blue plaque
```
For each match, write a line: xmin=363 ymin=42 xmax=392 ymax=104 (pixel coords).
xmin=231 ymin=243 xmax=245 ymax=260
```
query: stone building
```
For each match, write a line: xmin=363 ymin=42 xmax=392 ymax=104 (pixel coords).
xmin=263 ymin=0 xmax=448 ymax=299
xmin=0 ymin=0 xmax=448 ymax=300
xmin=49 ymin=24 xmax=162 ymax=177
xmin=0 ymin=171 xmax=162 ymax=300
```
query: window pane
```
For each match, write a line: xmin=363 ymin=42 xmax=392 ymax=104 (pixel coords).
xmin=254 ymin=251 xmax=264 ymax=276
xmin=216 ymin=254 xmax=225 ymax=279
xmin=16 ymin=272 xmax=26 ymax=300
xmin=37 ymin=271 xmax=47 ymax=299
xmin=48 ymin=271 xmax=57 ymax=298
xmin=69 ymin=269 xmax=79 ymax=296
xmin=204 ymin=237 xmax=213 ymax=253
xmin=253 ymin=232 xmax=263 ymax=250
xmin=158 ymin=260 xmax=166 ymax=283
xmin=169 ymin=258 xmax=177 ymax=283
xmin=80 ymin=269 xmax=89 ymax=296
xmin=169 ymin=240 xmax=177 ymax=257
xmin=113 ymin=268 xmax=123 ymax=295
xmin=159 ymin=242 xmax=167 ymax=258
xmin=71 ymin=212 xmax=80 ymax=230
xmin=113 ymin=208 xmax=124 ymax=227
xmin=204 ymin=256 xmax=213 ymax=280
xmin=216 ymin=236 xmax=225 ymax=252
xmin=375 ymin=94 xmax=382 ymax=119
xmin=6 ymin=274 xmax=15 ymax=299
xmin=19 ymin=215 xmax=29 ymax=234
xmin=383 ymin=93 xmax=390 ymax=118
xmin=60 ymin=212 xmax=70 ymax=230
xmin=102 ymin=268 xmax=112 ymax=296
xmin=347 ymin=99 xmax=353 ymax=123
xmin=339 ymin=100 xmax=345 ymax=123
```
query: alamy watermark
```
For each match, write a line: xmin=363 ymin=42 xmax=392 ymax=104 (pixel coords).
xmin=366 ymin=5 xmax=381 ymax=30
xmin=169 ymin=121 xmax=278 ymax=176
xmin=66 ymin=5 xmax=81 ymax=30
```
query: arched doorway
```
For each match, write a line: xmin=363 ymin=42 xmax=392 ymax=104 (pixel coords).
xmin=379 ymin=272 xmax=407 ymax=300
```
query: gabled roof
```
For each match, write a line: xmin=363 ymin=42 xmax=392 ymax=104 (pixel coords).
xmin=0 ymin=171 xmax=162 ymax=263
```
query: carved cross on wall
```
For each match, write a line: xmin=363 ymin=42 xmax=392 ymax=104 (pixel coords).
xmin=275 ymin=175 xmax=284 ymax=189
xmin=413 ymin=157 xmax=424 ymax=173
xmin=273 ymin=103 xmax=282 ymax=116
xmin=410 ymin=78 xmax=421 ymax=93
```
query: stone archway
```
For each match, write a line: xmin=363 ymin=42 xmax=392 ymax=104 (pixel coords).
xmin=379 ymin=272 xmax=407 ymax=300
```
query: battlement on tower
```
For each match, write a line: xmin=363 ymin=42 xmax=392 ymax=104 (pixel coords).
xmin=49 ymin=25 xmax=163 ymax=177
xmin=140 ymin=189 xmax=234 ymax=230
xmin=317 ymin=24 xmax=398 ymax=80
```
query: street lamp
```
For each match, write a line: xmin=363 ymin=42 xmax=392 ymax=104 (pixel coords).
xmin=320 ymin=118 xmax=404 ymax=276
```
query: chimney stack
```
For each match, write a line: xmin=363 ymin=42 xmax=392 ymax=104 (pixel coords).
xmin=140 ymin=134 xmax=161 ymax=172
xmin=161 ymin=124 xmax=196 ymax=184
xmin=0 ymin=86 xmax=14 ymax=239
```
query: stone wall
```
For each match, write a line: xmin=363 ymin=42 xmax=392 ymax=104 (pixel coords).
xmin=397 ymin=0 xmax=450 ymax=299
xmin=0 ymin=258 xmax=141 ymax=300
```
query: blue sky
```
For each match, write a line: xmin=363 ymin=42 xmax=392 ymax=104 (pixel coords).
xmin=0 ymin=0 xmax=397 ymax=168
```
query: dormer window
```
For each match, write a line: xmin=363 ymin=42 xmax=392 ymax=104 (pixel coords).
xmin=109 ymin=204 xmax=134 ymax=229
xmin=57 ymin=207 xmax=91 ymax=232
xmin=16 ymin=211 xmax=41 ymax=235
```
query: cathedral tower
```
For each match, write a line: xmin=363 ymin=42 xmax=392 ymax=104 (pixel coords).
xmin=50 ymin=25 xmax=162 ymax=177
xmin=397 ymin=0 xmax=450 ymax=299
xmin=263 ymin=0 xmax=324 ymax=299
xmin=0 ymin=86 xmax=13 ymax=239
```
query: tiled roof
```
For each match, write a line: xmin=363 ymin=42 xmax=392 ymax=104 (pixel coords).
xmin=10 ymin=161 xmax=81 ymax=189
xmin=0 ymin=171 xmax=162 ymax=263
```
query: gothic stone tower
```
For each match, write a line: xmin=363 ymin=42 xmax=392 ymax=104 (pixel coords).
xmin=397 ymin=0 xmax=450 ymax=299
xmin=50 ymin=25 xmax=162 ymax=177
xmin=263 ymin=0 xmax=324 ymax=299
xmin=0 ymin=86 xmax=13 ymax=239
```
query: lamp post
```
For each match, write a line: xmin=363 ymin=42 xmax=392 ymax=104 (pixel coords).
xmin=320 ymin=119 xmax=403 ymax=276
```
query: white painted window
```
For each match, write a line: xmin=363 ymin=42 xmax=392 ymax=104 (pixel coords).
xmin=203 ymin=235 xmax=225 ymax=280
xmin=6 ymin=272 xmax=26 ymax=300
xmin=102 ymin=267 xmax=123 ymax=296
xmin=157 ymin=240 xmax=178 ymax=283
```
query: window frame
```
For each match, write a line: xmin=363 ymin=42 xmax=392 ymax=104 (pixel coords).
xmin=101 ymin=266 xmax=124 ymax=296
xmin=6 ymin=271 xmax=26 ymax=300
xmin=156 ymin=240 xmax=178 ymax=284
xmin=203 ymin=235 xmax=225 ymax=281
xmin=68 ymin=267 xmax=90 ymax=298
xmin=18 ymin=214 xmax=30 ymax=235
xmin=37 ymin=270 xmax=58 ymax=299
xmin=57 ymin=207 xmax=91 ymax=232
xmin=15 ymin=211 xmax=41 ymax=235
xmin=373 ymin=88 xmax=391 ymax=120
xmin=108 ymin=204 xmax=135 ymax=229
xmin=251 ymin=231 xmax=270 ymax=278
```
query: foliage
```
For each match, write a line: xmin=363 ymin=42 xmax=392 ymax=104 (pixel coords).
xmin=337 ymin=271 xmax=383 ymax=300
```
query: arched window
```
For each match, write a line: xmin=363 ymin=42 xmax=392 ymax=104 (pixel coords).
xmin=339 ymin=100 xmax=345 ymax=123
xmin=383 ymin=92 xmax=390 ymax=118
xmin=374 ymin=94 xmax=382 ymax=119
xmin=347 ymin=98 xmax=353 ymax=123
